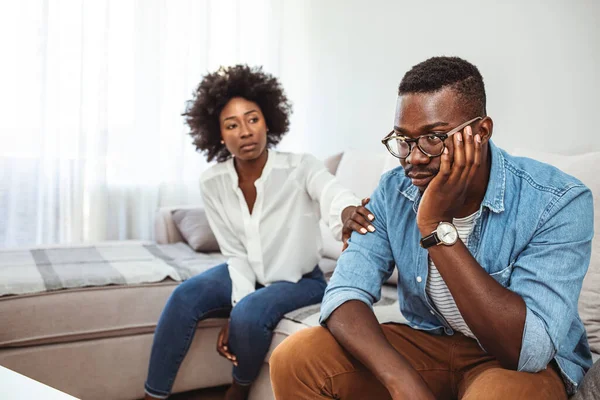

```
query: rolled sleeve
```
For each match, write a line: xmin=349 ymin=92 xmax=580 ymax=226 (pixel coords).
xmin=509 ymin=186 xmax=593 ymax=372
xmin=319 ymin=287 xmax=375 ymax=325
xmin=518 ymin=307 xmax=556 ymax=372
xmin=319 ymin=180 xmax=395 ymax=324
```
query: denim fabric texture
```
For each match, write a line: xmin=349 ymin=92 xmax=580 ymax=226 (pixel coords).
xmin=320 ymin=141 xmax=594 ymax=395
xmin=145 ymin=263 xmax=326 ymax=398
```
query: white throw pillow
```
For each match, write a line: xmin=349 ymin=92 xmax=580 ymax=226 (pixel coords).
xmin=171 ymin=208 xmax=220 ymax=252
xmin=320 ymin=220 xmax=342 ymax=261
xmin=512 ymin=149 xmax=600 ymax=354
xmin=334 ymin=149 xmax=389 ymax=199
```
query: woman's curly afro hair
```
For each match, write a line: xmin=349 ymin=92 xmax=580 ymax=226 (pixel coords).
xmin=184 ymin=65 xmax=293 ymax=162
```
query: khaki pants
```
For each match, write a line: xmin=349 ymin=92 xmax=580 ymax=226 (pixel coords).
xmin=270 ymin=324 xmax=567 ymax=400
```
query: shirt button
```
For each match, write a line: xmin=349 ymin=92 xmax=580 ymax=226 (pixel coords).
xmin=416 ymin=276 xmax=422 ymax=283
xmin=430 ymin=309 xmax=435 ymax=315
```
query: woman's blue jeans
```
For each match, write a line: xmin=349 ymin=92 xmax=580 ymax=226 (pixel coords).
xmin=144 ymin=263 xmax=326 ymax=398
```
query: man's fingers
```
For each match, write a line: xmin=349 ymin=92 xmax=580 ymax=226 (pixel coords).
xmin=448 ymin=131 xmax=465 ymax=184
xmin=468 ymin=133 xmax=483 ymax=183
xmin=439 ymin=147 xmax=452 ymax=178
xmin=361 ymin=197 xmax=370 ymax=207
xmin=356 ymin=205 xmax=375 ymax=222
xmin=463 ymin=126 xmax=475 ymax=179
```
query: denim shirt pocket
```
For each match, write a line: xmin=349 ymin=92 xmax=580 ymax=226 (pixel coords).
xmin=489 ymin=263 xmax=514 ymax=287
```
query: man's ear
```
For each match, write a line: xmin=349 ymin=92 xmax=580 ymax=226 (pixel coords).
xmin=478 ymin=116 xmax=494 ymax=143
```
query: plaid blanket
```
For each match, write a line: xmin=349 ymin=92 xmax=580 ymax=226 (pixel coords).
xmin=0 ymin=241 xmax=408 ymax=327
xmin=0 ymin=242 xmax=226 ymax=297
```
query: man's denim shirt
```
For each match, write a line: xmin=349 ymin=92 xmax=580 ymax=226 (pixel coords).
xmin=320 ymin=141 xmax=593 ymax=394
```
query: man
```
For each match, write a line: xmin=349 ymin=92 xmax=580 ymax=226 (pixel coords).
xmin=269 ymin=56 xmax=594 ymax=399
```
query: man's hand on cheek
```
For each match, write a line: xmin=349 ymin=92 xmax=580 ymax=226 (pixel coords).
xmin=416 ymin=126 xmax=482 ymax=235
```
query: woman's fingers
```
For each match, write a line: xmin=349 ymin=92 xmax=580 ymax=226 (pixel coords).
xmin=216 ymin=322 xmax=238 ymax=365
xmin=349 ymin=211 xmax=374 ymax=233
xmin=346 ymin=220 xmax=369 ymax=235
xmin=356 ymin=205 xmax=375 ymax=223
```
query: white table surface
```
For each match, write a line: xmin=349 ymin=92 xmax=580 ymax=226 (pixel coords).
xmin=0 ymin=365 xmax=79 ymax=399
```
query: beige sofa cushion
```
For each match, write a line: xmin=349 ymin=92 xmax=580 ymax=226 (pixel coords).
xmin=0 ymin=325 xmax=232 ymax=400
xmin=512 ymin=149 xmax=600 ymax=354
xmin=0 ymin=280 xmax=180 ymax=347
xmin=0 ymin=245 xmax=224 ymax=348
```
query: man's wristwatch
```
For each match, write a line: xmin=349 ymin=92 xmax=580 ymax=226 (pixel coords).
xmin=420 ymin=222 xmax=459 ymax=249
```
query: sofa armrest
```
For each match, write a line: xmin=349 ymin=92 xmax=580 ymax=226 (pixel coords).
xmin=154 ymin=205 xmax=202 ymax=244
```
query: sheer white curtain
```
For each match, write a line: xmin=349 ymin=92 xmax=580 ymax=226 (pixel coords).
xmin=0 ymin=0 xmax=283 ymax=248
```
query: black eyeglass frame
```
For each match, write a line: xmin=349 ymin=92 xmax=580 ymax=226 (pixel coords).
xmin=381 ymin=116 xmax=483 ymax=159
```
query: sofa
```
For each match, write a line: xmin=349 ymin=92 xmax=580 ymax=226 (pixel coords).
xmin=0 ymin=148 xmax=598 ymax=400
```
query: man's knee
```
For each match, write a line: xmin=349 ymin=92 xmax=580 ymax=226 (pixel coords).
xmin=270 ymin=326 xmax=339 ymax=395
xmin=271 ymin=327 xmax=326 ymax=376
xmin=461 ymin=367 xmax=567 ymax=400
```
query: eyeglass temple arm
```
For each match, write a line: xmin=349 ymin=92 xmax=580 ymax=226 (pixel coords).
xmin=444 ymin=116 xmax=483 ymax=138
xmin=382 ymin=116 xmax=482 ymax=142
xmin=381 ymin=131 xmax=395 ymax=143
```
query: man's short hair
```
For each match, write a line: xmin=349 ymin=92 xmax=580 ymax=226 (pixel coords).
xmin=398 ymin=56 xmax=487 ymax=117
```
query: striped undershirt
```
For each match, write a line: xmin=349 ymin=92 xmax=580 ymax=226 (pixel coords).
xmin=425 ymin=211 xmax=480 ymax=338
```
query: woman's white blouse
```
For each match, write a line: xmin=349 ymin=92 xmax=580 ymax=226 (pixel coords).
xmin=199 ymin=150 xmax=359 ymax=306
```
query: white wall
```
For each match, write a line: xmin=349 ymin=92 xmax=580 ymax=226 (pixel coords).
xmin=277 ymin=0 xmax=600 ymax=159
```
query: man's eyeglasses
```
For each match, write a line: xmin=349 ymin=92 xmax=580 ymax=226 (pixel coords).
xmin=381 ymin=117 xmax=483 ymax=159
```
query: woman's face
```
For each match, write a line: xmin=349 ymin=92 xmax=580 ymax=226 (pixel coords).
xmin=219 ymin=97 xmax=268 ymax=161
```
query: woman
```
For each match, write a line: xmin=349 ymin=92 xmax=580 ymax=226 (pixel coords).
xmin=144 ymin=65 xmax=374 ymax=400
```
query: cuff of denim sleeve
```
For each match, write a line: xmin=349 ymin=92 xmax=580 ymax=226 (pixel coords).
xmin=518 ymin=307 xmax=556 ymax=372
xmin=319 ymin=288 xmax=374 ymax=326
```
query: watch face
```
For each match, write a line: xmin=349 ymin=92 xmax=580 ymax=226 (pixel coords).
xmin=437 ymin=222 xmax=458 ymax=245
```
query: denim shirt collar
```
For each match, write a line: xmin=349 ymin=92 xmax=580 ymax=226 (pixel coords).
xmin=399 ymin=140 xmax=506 ymax=214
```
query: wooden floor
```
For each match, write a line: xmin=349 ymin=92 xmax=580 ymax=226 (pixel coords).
xmin=140 ymin=385 xmax=228 ymax=400
xmin=168 ymin=385 xmax=228 ymax=400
